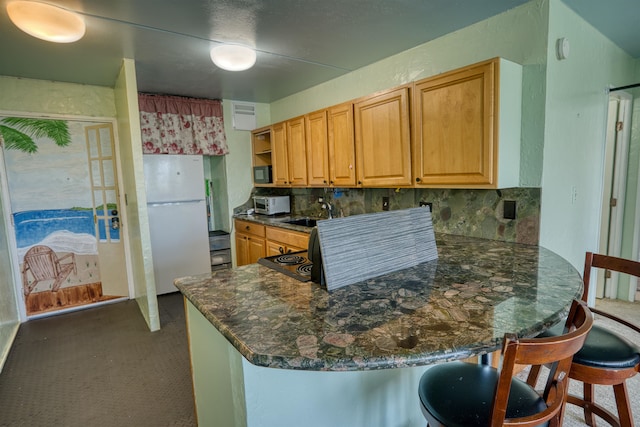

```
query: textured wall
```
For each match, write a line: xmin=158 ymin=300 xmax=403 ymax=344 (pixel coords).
xmin=114 ymin=59 xmax=159 ymax=331
xmin=0 ymin=76 xmax=115 ymax=118
xmin=0 ymin=168 xmax=19 ymax=371
xmin=539 ymin=0 xmax=637 ymax=272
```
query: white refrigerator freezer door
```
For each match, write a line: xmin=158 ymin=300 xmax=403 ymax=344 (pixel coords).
xmin=143 ymin=154 xmax=205 ymax=203
xmin=147 ymin=200 xmax=211 ymax=295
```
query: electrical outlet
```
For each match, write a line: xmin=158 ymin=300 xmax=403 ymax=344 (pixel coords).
xmin=503 ymin=200 xmax=516 ymax=220
xmin=382 ymin=196 xmax=389 ymax=211
xmin=419 ymin=201 xmax=433 ymax=212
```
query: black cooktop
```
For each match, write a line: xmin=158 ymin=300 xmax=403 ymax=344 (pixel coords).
xmin=258 ymin=251 xmax=312 ymax=282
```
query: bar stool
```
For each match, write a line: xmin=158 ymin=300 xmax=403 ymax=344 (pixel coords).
xmin=528 ymin=252 xmax=640 ymax=427
xmin=418 ymin=299 xmax=593 ymax=426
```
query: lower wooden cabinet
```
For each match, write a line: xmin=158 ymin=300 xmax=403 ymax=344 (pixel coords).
xmin=235 ymin=220 xmax=310 ymax=266
xmin=265 ymin=226 xmax=309 ymax=256
xmin=235 ymin=220 xmax=266 ymax=266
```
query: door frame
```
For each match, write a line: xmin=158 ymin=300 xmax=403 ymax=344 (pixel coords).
xmin=0 ymin=110 xmax=134 ymax=321
xmin=597 ymin=92 xmax=632 ymax=300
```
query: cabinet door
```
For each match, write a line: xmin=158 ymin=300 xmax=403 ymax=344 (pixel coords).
xmin=354 ymin=87 xmax=411 ymax=187
xmin=266 ymin=240 xmax=285 ymax=257
xmin=235 ymin=234 xmax=249 ymax=266
xmin=271 ymin=122 xmax=289 ymax=186
xmin=306 ymin=110 xmax=329 ymax=186
xmin=247 ymin=237 xmax=266 ymax=264
xmin=328 ymin=103 xmax=356 ymax=187
xmin=286 ymin=117 xmax=308 ymax=186
xmin=413 ymin=60 xmax=495 ymax=186
xmin=265 ymin=226 xmax=309 ymax=251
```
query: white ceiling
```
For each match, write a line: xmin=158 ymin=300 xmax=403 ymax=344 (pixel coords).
xmin=0 ymin=0 xmax=637 ymax=103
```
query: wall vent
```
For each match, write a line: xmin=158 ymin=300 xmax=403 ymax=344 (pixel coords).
xmin=231 ymin=102 xmax=256 ymax=131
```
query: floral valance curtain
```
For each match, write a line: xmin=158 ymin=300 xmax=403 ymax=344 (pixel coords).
xmin=138 ymin=93 xmax=229 ymax=155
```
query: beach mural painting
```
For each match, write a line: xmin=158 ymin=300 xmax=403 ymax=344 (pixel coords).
xmin=1 ymin=117 xmax=125 ymax=315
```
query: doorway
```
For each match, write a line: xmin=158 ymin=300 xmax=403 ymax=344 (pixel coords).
xmin=0 ymin=116 xmax=130 ymax=317
xmin=597 ymin=92 xmax=632 ymax=300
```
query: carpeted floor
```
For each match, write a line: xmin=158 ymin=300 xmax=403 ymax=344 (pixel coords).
xmin=0 ymin=295 xmax=638 ymax=426
xmin=0 ymin=292 xmax=195 ymax=427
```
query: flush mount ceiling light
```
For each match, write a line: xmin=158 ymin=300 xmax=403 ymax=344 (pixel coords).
xmin=6 ymin=1 xmax=86 ymax=43
xmin=210 ymin=44 xmax=256 ymax=71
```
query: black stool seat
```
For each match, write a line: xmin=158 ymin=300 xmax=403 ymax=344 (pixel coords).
xmin=574 ymin=324 xmax=640 ymax=369
xmin=418 ymin=362 xmax=548 ymax=427
xmin=540 ymin=323 xmax=640 ymax=369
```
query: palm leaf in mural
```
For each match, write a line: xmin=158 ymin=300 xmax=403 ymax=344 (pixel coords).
xmin=0 ymin=117 xmax=71 ymax=153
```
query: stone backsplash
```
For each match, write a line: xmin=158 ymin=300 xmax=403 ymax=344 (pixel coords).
xmin=243 ymin=187 xmax=541 ymax=245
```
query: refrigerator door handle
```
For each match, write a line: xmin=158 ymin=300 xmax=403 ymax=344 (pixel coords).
xmin=148 ymin=200 xmax=204 ymax=207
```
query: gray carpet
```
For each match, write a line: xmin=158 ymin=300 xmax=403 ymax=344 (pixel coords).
xmin=0 ymin=293 xmax=195 ymax=427
xmin=0 ymin=294 xmax=638 ymax=426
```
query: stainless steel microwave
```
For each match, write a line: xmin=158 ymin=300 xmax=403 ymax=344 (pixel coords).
xmin=253 ymin=166 xmax=272 ymax=184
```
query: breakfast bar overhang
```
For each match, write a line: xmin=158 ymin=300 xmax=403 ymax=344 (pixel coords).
xmin=175 ymin=233 xmax=583 ymax=427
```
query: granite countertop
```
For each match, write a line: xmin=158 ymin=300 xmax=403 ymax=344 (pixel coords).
xmin=175 ymin=233 xmax=583 ymax=372
xmin=234 ymin=213 xmax=322 ymax=233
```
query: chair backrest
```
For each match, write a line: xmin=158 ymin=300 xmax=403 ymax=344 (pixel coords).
xmin=24 ymin=245 xmax=61 ymax=280
xmin=581 ymin=251 xmax=640 ymax=338
xmin=491 ymin=299 xmax=593 ymax=427
xmin=582 ymin=252 xmax=640 ymax=301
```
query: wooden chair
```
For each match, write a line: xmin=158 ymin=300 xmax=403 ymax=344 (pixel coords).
xmin=418 ymin=299 xmax=592 ymax=427
xmin=544 ymin=252 xmax=640 ymax=427
xmin=21 ymin=245 xmax=77 ymax=296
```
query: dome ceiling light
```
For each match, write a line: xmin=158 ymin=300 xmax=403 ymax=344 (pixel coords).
xmin=6 ymin=1 xmax=86 ymax=43
xmin=210 ymin=44 xmax=256 ymax=72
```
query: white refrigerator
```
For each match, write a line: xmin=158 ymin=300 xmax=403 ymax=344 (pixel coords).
xmin=143 ymin=154 xmax=211 ymax=295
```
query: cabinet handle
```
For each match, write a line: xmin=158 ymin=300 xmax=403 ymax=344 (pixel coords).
xmin=330 ymin=180 xmax=333 ymax=185
xmin=286 ymin=249 xmax=292 ymax=254
xmin=246 ymin=225 xmax=250 ymax=230
xmin=358 ymin=181 xmax=362 ymax=185
xmin=323 ymin=180 xmax=327 ymax=184
xmin=416 ymin=177 xmax=421 ymax=183
xmin=279 ymin=247 xmax=284 ymax=254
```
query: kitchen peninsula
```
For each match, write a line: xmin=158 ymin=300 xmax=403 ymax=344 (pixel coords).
xmin=175 ymin=233 xmax=583 ymax=427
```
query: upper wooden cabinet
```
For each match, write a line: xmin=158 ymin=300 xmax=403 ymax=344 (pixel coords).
xmin=251 ymin=126 xmax=273 ymax=186
xmin=271 ymin=122 xmax=289 ymax=186
xmin=257 ymin=57 xmax=521 ymax=190
xmin=354 ymin=87 xmax=412 ymax=187
xmin=412 ymin=57 xmax=522 ymax=188
xmin=328 ymin=103 xmax=357 ymax=187
xmin=306 ymin=110 xmax=330 ymax=186
xmin=271 ymin=117 xmax=309 ymax=186
xmin=286 ymin=117 xmax=308 ymax=186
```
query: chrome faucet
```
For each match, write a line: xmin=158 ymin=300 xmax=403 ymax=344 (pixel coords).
xmin=320 ymin=200 xmax=334 ymax=219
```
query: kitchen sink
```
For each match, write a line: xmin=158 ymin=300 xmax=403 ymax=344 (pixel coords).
xmin=283 ymin=218 xmax=318 ymax=227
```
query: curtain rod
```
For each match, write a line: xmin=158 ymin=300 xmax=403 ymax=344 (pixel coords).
xmin=610 ymin=83 xmax=640 ymax=92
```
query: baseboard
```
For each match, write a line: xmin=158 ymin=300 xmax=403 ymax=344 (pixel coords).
xmin=0 ymin=321 xmax=19 ymax=373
